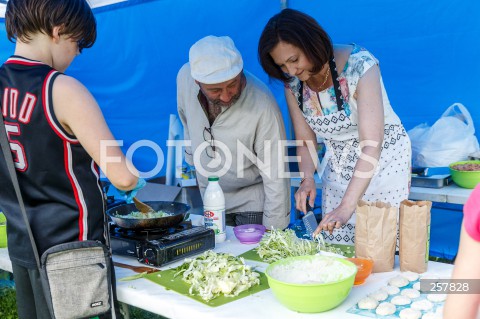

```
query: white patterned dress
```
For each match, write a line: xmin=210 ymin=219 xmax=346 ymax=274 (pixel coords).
xmin=288 ymin=44 xmax=411 ymax=245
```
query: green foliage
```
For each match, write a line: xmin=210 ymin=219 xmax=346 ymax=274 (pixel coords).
xmin=429 ymin=255 xmax=455 ymax=264
xmin=0 ymin=286 xmax=18 ymax=319
xmin=126 ymin=305 xmax=168 ymax=319
xmin=0 ymin=271 xmax=12 ymax=281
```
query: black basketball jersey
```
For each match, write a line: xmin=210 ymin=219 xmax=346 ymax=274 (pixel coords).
xmin=0 ymin=56 xmax=106 ymax=268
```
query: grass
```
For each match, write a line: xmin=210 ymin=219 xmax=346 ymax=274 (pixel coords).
xmin=429 ymin=255 xmax=455 ymax=264
xmin=0 ymin=285 xmax=18 ymax=319
xmin=125 ymin=306 xmax=168 ymax=319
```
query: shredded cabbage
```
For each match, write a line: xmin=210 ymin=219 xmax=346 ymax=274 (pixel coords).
xmin=269 ymin=257 xmax=355 ymax=284
xmin=174 ymin=250 xmax=260 ymax=302
xmin=255 ymin=228 xmax=349 ymax=263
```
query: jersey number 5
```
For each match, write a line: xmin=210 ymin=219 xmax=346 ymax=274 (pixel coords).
xmin=5 ymin=123 xmax=27 ymax=171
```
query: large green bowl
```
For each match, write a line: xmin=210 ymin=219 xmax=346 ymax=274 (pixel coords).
xmin=265 ymin=255 xmax=356 ymax=313
xmin=449 ymin=160 xmax=480 ymax=189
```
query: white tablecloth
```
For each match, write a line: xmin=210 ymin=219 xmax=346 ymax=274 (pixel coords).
xmin=0 ymin=227 xmax=453 ymax=319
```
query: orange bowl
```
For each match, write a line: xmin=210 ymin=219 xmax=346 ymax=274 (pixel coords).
xmin=346 ymin=258 xmax=373 ymax=285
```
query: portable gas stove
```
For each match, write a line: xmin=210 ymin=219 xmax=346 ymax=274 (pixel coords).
xmin=109 ymin=221 xmax=215 ymax=267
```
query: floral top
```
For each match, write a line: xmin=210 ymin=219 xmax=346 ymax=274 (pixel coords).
xmin=287 ymin=44 xmax=401 ymax=128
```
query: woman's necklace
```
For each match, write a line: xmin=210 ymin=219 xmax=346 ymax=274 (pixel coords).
xmin=306 ymin=65 xmax=331 ymax=91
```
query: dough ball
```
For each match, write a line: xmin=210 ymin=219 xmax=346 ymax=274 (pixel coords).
xmin=411 ymin=299 xmax=434 ymax=311
xmin=382 ymin=285 xmax=401 ymax=295
xmin=358 ymin=297 xmax=378 ymax=310
xmin=369 ymin=290 xmax=388 ymax=301
xmin=389 ymin=275 xmax=410 ymax=288
xmin=427 ymin=293 xmax=447 ymax=302
xmin=402 ymin=271 xmax=420 ymax=281
xmin=413 ymin=282 xmax=421 ymax=291
xmin=391 ymin=295 xmax=412 ymax=305
xmin=399 ymin=308 xmax=422 ymax=319
xmin=421 ymin=274 xmax=440 ymax=281
xmin=435 ymin=305 xmax=444 ymax=314
xmin=422 ymin=312 xmax=442 ymax=319
xmin=375 ymin=302 xmax=396 ymax=316
xmin=401 ymin=288 xmax=421 ymax=299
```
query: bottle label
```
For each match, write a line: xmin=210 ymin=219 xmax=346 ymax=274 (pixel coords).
xmin=204 ymin=209 xmax=226 ymax=236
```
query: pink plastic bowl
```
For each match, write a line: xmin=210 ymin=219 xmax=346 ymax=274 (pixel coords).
xmin=233 ymin=224 xmax=266 ymax=244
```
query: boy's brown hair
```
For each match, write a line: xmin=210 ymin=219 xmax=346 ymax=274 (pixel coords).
xmin=5 ymin=0 xmax=96 ymax=51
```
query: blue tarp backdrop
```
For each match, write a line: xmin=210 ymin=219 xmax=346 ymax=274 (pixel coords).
xmin=1 ymin=0 xmax=479 ymax=176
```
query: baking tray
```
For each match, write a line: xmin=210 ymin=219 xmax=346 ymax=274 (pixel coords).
xmin=411 ymin=174 xmax=451 ymax=188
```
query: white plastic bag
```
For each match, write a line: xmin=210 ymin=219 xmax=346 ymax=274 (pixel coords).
xmin=408 ymin=103 xmax=479 ymax=167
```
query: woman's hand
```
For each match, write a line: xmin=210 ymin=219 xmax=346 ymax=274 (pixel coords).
xmin=314 ymin=203 xmax=355 ymax=236
xmin=295 ymin=178 xmax=316 ymax=214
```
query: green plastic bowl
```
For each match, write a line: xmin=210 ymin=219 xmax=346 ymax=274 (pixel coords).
xmin=265 ymin=255 xmax=357 ymax=313
xmin=449 ymin=160 xmax=480 ymax=189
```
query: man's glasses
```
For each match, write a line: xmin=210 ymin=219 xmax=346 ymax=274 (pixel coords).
xmin=203 ymin=127 xmax=216 ymax=158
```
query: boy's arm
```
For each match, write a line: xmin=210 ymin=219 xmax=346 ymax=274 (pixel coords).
xmin=52 ymin=74 xmax=138 ymax=190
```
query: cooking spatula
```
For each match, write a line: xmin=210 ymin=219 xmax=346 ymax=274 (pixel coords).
xmin=132 ymin=197 xmax=156 ymax=215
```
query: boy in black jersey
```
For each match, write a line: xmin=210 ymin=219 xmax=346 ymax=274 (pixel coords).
xmin=0 ymin=0 xmax=143 ymax=317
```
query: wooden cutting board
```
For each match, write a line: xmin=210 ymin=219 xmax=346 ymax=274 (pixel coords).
xmin=143 ymin=269 xmax=269 ymax=307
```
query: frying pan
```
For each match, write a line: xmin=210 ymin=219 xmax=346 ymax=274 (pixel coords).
xmin=106 ymin=201 xmax=190 ymax=230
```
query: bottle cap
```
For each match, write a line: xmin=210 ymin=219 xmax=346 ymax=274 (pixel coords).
xmin=208 ymin=176 xmax=219 ymax=181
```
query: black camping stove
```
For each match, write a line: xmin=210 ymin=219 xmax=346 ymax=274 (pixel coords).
xmin=109 ymin=221 xmax=215 ymax=267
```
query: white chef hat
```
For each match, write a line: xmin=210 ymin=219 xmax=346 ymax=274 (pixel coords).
xmin=189 ymin=35 xmax=243 ymax=84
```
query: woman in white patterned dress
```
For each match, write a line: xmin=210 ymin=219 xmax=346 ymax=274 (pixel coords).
xmin=258 ymin=9 xmax=411 ymax=245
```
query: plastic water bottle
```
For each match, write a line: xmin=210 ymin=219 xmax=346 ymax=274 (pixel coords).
xmin=203 ymin=176 xmax=226 ymax=243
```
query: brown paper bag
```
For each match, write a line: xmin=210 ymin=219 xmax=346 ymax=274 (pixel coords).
xmin=355 ymin=200 xmax=398 ymax=273
xmin=399 ymin=200 xmax=431 ymax=273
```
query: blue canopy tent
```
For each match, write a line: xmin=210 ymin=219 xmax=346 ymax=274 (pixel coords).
xmin=1 ymin=0 xmax=478 ymax=175
xmin=1 ymin=0 xmax=479 ymax=259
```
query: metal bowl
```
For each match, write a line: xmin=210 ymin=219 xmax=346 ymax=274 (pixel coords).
xmin=106 ymin=201 xmax=190 ymax=229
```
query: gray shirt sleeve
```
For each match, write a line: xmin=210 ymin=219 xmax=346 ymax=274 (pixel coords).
xmin=254 ymin=94 xmax=291 ymax=230
xmin=176 ymin=65 xmax=193 ymax=166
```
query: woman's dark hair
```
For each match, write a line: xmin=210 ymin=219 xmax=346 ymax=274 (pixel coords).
xmin=5 ymin=0 xmax=97 ymax=51
xmin=258 ymin=8 xmax=333 ymax=83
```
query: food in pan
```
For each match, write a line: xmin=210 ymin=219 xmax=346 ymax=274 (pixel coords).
xmin=114 ymin=210 xmax=172 ymax=219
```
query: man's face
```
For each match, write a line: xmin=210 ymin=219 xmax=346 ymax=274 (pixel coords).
xmin=197 ymin=72 xmax=244 ymax=107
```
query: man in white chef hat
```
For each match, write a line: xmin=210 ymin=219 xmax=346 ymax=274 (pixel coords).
xmin=176 ymin=35 xmax=291 ymax=230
